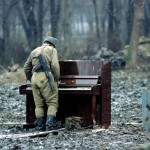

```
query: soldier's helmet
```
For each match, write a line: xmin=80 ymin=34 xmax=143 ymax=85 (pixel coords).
xmin=44 ymin=36 xmax=58 ymax=48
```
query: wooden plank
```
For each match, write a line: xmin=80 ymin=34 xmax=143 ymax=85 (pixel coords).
xmin=0 ymin=122 xmax=26 ymax=125
xmin=0 ymin=128 xmax=65 ymax=139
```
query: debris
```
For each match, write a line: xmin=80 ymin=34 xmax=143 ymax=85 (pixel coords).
xmin=92 ymin=128 xmax=106 ymax=133
xmin=0 ymin=66 xmax=150 ymax=149
xmin=0 ymin=128 xmax=65 ymax=139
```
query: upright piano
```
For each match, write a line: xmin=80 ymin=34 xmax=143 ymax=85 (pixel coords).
xmin=19 ymin=60 xmax=111 ymax=128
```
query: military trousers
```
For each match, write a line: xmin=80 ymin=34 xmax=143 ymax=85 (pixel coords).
xmin=31 ymin=72 xmax=58 ymax=118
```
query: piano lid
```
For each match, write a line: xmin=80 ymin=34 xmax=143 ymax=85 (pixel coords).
xmin=59 ymin=60 xmax=102 ymax=87
xmin=59 ymin=60 xmax=102 ymax=76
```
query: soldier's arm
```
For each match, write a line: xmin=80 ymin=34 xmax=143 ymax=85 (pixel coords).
xmin=24 ymin=54 xmax=33 ymax=81
xmin=51 ymin=48 xmax=60 ymax=82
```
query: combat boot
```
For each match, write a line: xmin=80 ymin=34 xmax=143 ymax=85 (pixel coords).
xmin=35 ymin=117 xmax=46 ymax=131
xmin=46 ymin=115 xmax=57 ymax=131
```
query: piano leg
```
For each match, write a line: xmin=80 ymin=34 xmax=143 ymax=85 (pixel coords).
xmin=92 ymin=95 xmax=96 ymax=125
xmin=26 ymin=94 xmax=36 ymax=125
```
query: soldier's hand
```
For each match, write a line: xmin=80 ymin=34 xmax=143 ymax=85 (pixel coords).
xmin=57 ymin=81 xmax=60 ymax=87
xmin=26 ymin=80 xmax=31 ymax=84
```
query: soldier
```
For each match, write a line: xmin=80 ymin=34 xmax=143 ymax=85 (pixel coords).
xmin=24 ymin=36 xmax=60 ymax=131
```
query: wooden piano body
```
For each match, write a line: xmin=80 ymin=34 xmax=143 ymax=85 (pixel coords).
xmin=19 ymin=60 xmax=111 ymax=128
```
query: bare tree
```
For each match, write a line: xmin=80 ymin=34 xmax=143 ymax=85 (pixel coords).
xmin=17 ymin=0 xmax=43 ymax=50
xmin=50 ymin=0 xmax=62 ymax=38
xmin=99 ymin=0 xmax=108 ymax=48
xmin=92 ymin=0 xmax=101 ymax=49
xmin=63 ymin=0 xmax=72 ymax=41
xmin=143 ymin=0 xmax=150 ymax=37
xmin=38 ymin=0 xmax=43 ymax=45
xmin=2 ymin=0 xmax=9 ymax=65
xmin=2 ymin=0 xmax=19 ymax=65
xmin=0 ymin=0 xmax=149 ymax=66
xmin=126 ymin=0 xmax=134 ymax=44
xmin=107 ymin=0 xmax=114 ymax=51
xmin=127 ymin=0 xmax=145 ymax=67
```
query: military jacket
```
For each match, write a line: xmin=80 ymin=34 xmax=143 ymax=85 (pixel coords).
xmin=24 ymin=43 xmax=60 ymax=82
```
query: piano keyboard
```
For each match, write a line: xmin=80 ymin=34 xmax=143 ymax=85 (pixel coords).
xmin=59 ymin=87 xmax=91 ymax=90
xmin=26 ymin=87 xmax=91 ymax=90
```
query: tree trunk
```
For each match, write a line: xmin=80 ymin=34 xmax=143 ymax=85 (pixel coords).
xmin=111 ymin=1 xmax=123 ymax=52
xmin=92 ymin=0 xmax=101 ymax=49
xmin=127 ymin=0 xmax=145 ymax=67
xmin=2 ymin=0 xmax=11 ymax=65
xmin=38 ymin=0 xmax=43 ymax=45
xmin=23 ymin=0 xmax=38 ymax=49
xmin=126 ymin=0 xmax=134 ymax=44
xmin=107 ymin=0 xmax=114 ymax=51
xmin=50 ymin=0 xmax=62 ymax=38
xmin=17 ymin=0 xmax=38 ymax=50
xmin=63 ymin=0 xmax=71 ymax=44
xmin=143 ymin=1 xmax=150 ymax=37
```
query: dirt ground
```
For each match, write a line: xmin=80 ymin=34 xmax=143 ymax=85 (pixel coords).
xmin=0 ymin=65 xmax=150 ymax=150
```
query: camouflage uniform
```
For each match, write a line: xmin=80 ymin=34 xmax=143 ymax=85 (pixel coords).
xmin=24 ymin=36 xmax=60 ymax=131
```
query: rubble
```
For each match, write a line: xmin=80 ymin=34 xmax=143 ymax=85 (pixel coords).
xmin=0 ymin=66 xmax=150 ymax=150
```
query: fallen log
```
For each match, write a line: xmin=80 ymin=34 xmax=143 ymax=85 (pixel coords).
xmin=0 ymin=128 xmax=65 ymax=139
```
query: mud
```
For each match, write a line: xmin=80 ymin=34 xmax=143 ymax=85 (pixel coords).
xmin=0 ymin=66 xmax=150 ymax=150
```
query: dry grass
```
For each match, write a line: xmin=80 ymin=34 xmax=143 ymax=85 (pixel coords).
xmin=0 ymin=68 xmax=26 ymax=84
